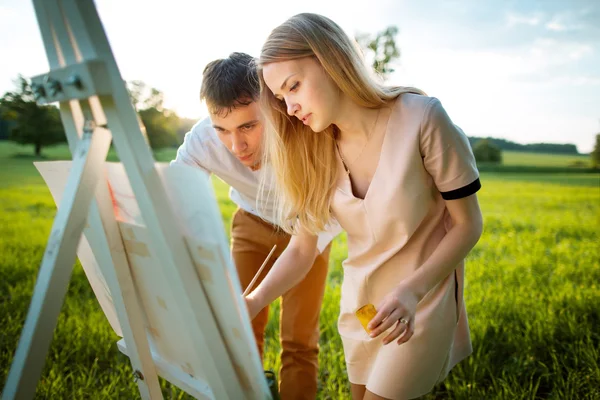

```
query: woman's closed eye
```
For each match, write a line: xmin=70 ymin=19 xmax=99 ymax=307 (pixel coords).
xmin=273 ymin=82 xmax=298 ymax=102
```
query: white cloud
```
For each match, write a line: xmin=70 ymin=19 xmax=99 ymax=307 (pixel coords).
xmin=506 ymin=12 xmax=541 ymax=27
xmin=544 ymin=11 xmax=587 ymax=32
xmin=568 ymin=45 xmax=594 ymax=60
xmin=527 ymin=39 xmax=593 ymax=67
xmin=546 ymin=20 xmax=567 ymax=31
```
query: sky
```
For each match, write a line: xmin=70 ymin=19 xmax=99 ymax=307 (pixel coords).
xmin=1 ymin=0 xmax=599 ymax=153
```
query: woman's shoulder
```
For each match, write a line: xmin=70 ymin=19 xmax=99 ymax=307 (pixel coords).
xmin=386 ymin=93 xmax=441 ymax=127
xmin=394 ymin=92 xmax=438 ymax=112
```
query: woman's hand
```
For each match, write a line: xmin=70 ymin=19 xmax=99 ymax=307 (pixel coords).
xmin=244 ymin=293 xmax=263 ymax=321
xmin=367 ymin=283 xmax=419 ymax=345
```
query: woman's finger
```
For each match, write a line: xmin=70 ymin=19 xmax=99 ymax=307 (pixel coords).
xmin=370 ymin=308 xmax=403 ymax=338
xmin=396 ymin=319 xmax=415 ymax=345
xmin=382 ymin=318 xmax=409 ymax=344
xmin=367 ymin=303 xmax=392 ymax=331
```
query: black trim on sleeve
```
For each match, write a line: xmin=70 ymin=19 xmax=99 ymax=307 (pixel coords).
xmin=441 ymin=178 xmax=481 ymax=200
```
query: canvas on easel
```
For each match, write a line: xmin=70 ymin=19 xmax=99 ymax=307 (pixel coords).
xmin=2 ymin=1 xmax=271 ymax=399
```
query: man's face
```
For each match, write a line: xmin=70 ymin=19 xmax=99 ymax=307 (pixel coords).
xmin=210 ymin=102 xmax=263 ymax=170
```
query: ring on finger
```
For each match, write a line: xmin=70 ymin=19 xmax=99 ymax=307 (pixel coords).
xmin=400 ymin=317 xmax=409 ymax=326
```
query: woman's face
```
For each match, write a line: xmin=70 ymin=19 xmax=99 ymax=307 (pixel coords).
xmin=262 ymin=56 xmax=340 ymax=132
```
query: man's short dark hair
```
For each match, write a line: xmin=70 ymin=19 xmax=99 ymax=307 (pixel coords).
xmin=200 ymin=52 xmax=259 ymax=116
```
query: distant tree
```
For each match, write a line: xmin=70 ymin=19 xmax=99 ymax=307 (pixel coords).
xmin=468 ymin=136 xmax=579 ymax=155
xmin=0 ymin=108 xmax=15 ymax=140
xmin=0 ymin=76 xmax=66 ymax=156
xmin=473 ymin=139 xmax=502 ymax=163
xmin=525 ymin=143 xmax=579 ymax=154
xmin=177 ymin=117 xmax=197 ymax=143
xmin=591 ymin=133 xmax=600 ymax=169
xmin=355 ymin=26 xmax=400 ymax=79
xmin=138 ymin=107 xmax=179 ymax=148
xmin=127 ymin=80 xmax=165 ymax=111
xmin=127 ymin=80 xmax=178 ymax=149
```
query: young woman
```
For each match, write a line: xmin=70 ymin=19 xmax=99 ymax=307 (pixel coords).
xmin=245 ymin=13 xmax=483 ymax=399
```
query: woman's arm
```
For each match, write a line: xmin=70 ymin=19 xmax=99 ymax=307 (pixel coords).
xmin=405 ymin=193 xmax=483 ymax=301
xmin=368 ymin=193 xmax=483 ymax=344
xmin=245 ymin=228 xmax=319 ymax=319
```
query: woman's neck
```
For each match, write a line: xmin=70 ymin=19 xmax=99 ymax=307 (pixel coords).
xmin=333 ymin=96 xmax=382 ymax=143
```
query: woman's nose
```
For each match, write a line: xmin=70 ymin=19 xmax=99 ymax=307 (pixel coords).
xmin=286 ymin=101 xmax=299 ymax=116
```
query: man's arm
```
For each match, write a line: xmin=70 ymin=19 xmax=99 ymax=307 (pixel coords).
xmin=245 ymin=228 xmax=319 ymax=319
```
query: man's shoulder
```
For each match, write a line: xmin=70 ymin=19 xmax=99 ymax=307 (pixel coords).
xmin=182 ymin=117 xmax=228 ymax=158
xmin=187 ymin=117 xmax=219 ymax=145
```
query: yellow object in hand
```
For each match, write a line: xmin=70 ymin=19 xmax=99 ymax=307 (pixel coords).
xmin=355 ymin=303 xmax=377 ymax=333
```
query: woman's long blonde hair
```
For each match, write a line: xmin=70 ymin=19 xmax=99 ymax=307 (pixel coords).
xmin=258 ymin=13 xmax=424 ymax=235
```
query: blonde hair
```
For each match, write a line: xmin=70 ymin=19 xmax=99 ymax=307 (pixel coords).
xmin=258 ymin=13 xmax=424 ymax=235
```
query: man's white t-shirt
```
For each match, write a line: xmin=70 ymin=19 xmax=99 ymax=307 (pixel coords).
xmin=171 ymin=117 xmax=340 ymax=252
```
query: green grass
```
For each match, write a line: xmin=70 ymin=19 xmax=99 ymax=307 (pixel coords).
xmin=1 ymin=141 xmax=599 ymax=399
xmin=482 ymin=172 xmax=599 ymax=187
xmin=501 ymin=151 xmax=591 ymax=168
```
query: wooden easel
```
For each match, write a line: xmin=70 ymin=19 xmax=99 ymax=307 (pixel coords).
xmin=2 ymin=1 xmax=271 ymax=399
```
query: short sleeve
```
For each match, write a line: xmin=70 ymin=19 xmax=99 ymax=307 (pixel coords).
xmin=420 ymin=98 xmax=480 ymax=200
xmin=170 ymin=126 xmax=211 ymax=176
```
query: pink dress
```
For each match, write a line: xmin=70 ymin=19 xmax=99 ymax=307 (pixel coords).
xmin=331 ymin=94 xmax=480 ymax=398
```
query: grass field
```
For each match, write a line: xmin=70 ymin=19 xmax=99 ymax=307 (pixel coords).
xmin=500 ymin=151 xmax=591 ymax=168
xmin=1 ymin=142 xmax=599 ymax=399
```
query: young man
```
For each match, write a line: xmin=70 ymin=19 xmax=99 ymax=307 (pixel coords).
xmin=171 ymin=52 xmax=338 ymax=399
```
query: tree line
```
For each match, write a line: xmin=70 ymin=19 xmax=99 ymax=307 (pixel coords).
xmin=0 ymin=76 xmax=195 ymax=156
xmin=468 ymin=136 xmax=580 ymax=155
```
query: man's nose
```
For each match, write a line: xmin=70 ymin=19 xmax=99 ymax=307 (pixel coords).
xmin=232 ymin=133 xmax=247 ymax=153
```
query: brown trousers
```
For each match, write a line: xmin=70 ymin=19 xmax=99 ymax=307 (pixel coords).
xmin=231 ymin=209 xmax=330 ymax=400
